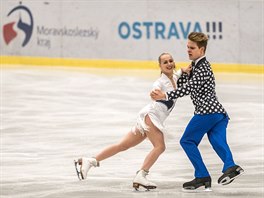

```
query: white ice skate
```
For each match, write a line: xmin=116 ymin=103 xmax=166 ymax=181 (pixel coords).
xmin=74 ymin=157 xmax=99 ymax=180
xmin=133 ymin=170 xmax=157 ymax=191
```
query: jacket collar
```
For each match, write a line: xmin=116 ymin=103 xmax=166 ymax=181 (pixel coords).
xmin=193 ymin=56 xmax=206 ymax=69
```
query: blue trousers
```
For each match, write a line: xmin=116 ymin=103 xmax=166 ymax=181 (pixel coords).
xmin=180 ymin=113 xmax=236 ymax=178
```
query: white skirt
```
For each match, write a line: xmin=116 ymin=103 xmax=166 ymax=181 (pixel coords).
xmin=133 ymin=102 xmax=170 ymax=135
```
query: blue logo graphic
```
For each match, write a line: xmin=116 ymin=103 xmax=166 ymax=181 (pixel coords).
xmin=118 ymin=21 xmax=223 ymax=40
xmin=3 ymin=3 xmax=34 ymax=47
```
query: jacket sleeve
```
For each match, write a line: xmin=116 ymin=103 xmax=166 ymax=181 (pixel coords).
xmin=176 ymin=73 xmax=189 ymax=87
xmin=167 ymin=67 xmax=208 ymax=100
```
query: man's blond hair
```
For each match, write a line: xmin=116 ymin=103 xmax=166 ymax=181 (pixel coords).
xmin=188 ymin=32 xmax=208 ymax=52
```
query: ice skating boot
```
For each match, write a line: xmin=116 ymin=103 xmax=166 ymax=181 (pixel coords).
xmin=133 ymin=170 xmax=157 ymax=190
xmin=74 ymin=157 xmax=99 ymax=180
xmin=218 ymin=165 xmax=244 ymax=185
xmin=182 ymin=176 xmax=212 ymax=192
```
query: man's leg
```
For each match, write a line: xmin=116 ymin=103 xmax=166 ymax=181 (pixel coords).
xmin=180 ymin=114 xmax=223 ymax=178
xmin=207 ymin=114 xmax=244 ymax=185
xmin=207 ymin=114 xmax=235 ymax=172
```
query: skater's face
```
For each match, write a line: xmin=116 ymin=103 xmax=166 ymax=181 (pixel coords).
xmin=159 ymin=54 xmax=175 ymax=77
xmin=187 ymin=40 xmax=205 ymax=61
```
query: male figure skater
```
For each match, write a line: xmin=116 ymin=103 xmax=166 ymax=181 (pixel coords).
xmin=151 ymin=32 xmax=244 ymax=191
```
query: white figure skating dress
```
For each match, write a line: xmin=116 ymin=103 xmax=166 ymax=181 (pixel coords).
xmin=133 ymin=70 xmax=182 ymax=134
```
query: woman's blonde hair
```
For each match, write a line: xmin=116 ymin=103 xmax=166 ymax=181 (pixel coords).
xmin=158 ymin=52 xmax=171 ymax=64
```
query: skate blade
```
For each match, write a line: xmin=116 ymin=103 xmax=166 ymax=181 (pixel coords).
xmin=74 ymin=159 xmax=84 ymax=180
xmin=182 ymin=187 xmax=212 ymax=193
xmin=220 ymin=168 xmax=245 ymax=185
xmin=133 ymin=183 xmax=157 ymax=191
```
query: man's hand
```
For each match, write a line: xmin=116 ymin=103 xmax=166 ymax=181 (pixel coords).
xmin=150 ymin=89 xmax=166 ymax=100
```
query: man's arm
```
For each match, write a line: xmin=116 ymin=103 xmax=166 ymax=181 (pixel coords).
xmin=176 ymin=73 xmax=189 ymax=88
xmin=167 ymin=67 xmax=208 ymax=100
xmin=151 ymin=67 xmax=207 ymax=101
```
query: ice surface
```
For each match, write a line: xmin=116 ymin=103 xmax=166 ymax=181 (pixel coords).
xmin=1 ymin=66 xmax=263 ymax=198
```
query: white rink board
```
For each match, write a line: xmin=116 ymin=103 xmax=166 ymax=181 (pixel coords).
xmin=1 ymin=0 xmax=263 ymax=64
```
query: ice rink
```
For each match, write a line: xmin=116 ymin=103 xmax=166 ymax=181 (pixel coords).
xmin=1 ymin=66 xmax=263 ymax=198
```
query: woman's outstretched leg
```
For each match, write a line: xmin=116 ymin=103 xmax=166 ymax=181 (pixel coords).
xmin=95 ymin=130 xmax=146 ymax=161
xmin=76 ymin=129 xmax=146 ymax=180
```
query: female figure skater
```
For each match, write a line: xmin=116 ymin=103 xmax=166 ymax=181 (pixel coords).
xmin=74 ymin=53 xmax=191 ymax=190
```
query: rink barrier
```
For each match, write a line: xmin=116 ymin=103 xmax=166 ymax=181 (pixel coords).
xmin=1 ymin=55 xmax=263 ymax=74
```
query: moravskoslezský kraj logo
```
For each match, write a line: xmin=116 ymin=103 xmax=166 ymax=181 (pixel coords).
xmin=3 ymin=4 xmax=33 ymax=47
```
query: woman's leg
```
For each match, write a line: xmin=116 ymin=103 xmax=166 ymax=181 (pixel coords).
xmin=95 ymin=129 xmax=146 ymax=162
xmin=140 ymin=115 xmax=166 ymax=171
xmin=132 ymin=115 xmax=165 ymax=189
xmin=78 ymin=129 xmax=146 ymax=180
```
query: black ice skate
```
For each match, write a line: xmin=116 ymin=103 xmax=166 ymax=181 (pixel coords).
xmin=218 ymin=165 xmax=244 ymax=185
xmin=182 ymin=176 xmax=212 ymax=192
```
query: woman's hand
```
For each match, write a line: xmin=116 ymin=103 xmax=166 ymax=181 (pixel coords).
xmin=181 ymin=64 xmax=192 ymax=75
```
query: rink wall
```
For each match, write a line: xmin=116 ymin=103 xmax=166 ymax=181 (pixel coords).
xmin=1 ymin=1 xmax=263 ymax=73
